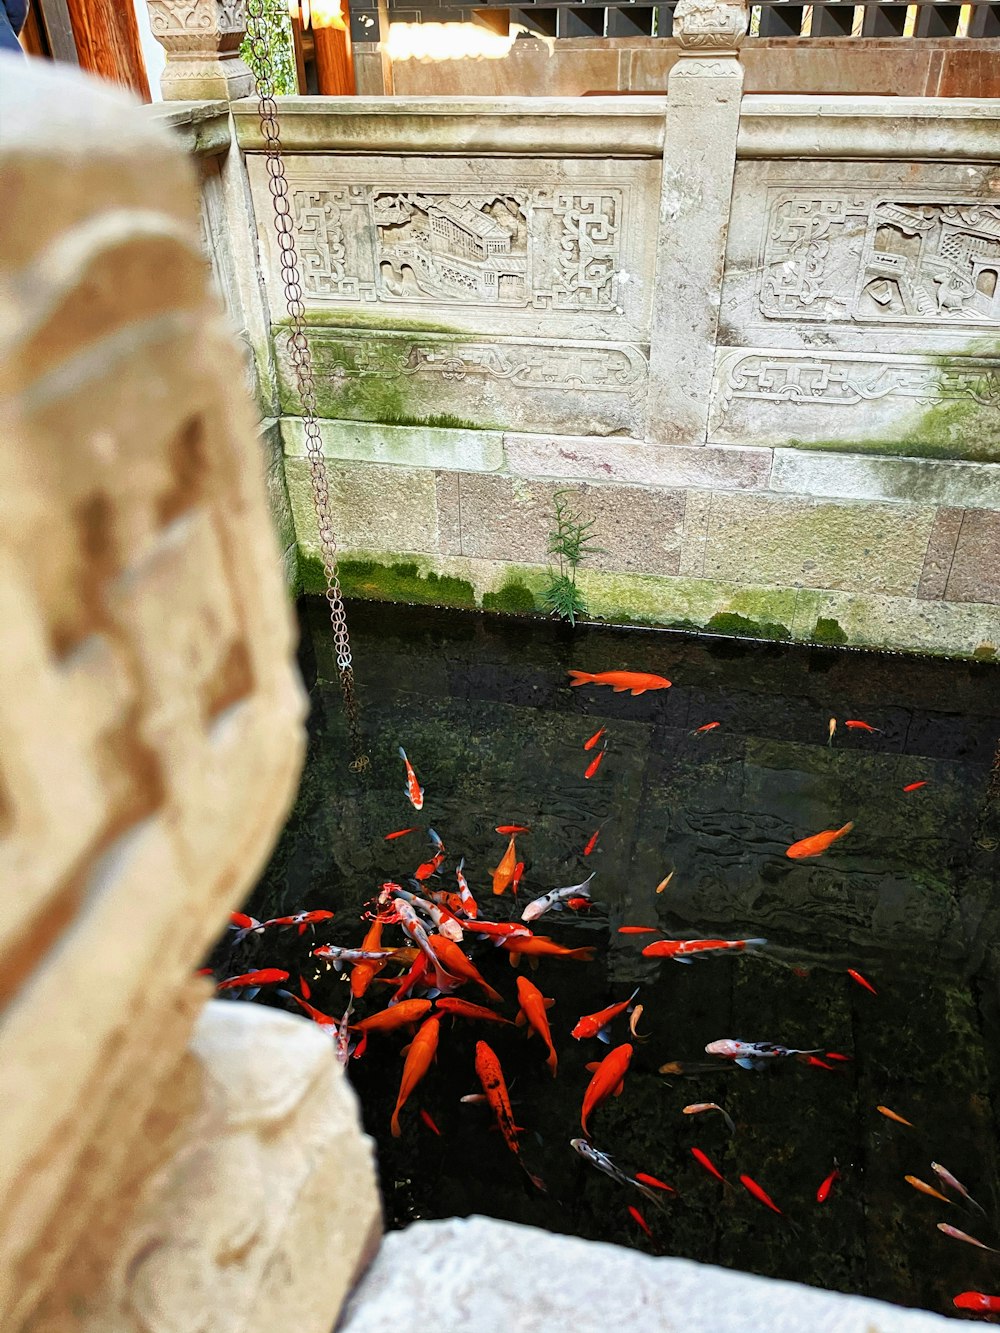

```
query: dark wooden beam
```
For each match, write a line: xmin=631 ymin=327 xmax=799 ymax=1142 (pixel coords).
xmin=313 ymin=2 xmax=356 ymax=96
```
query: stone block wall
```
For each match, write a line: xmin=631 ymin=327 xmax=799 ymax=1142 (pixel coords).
xmin=222 ymin=72 xmax=999 ymax=659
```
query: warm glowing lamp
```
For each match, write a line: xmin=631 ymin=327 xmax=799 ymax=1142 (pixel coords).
xmin=289 ymin=0 xmax=347 ymax=31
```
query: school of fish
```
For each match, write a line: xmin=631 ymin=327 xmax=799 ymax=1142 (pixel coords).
xmin=208 ymin=667 xmax=994 ymax=1318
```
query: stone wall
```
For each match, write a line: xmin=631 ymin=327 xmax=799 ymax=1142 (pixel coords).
xmin=225 ymin=72 xmax=999 ymax=658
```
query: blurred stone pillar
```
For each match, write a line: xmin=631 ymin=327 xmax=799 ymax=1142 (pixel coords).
xmin=0 ymin=51 xmax=380 ymax=1333
xmin=646 ymin=0 xmax=748 ymax=445
xmin=146 ymin=0 xmax=253 ymax=100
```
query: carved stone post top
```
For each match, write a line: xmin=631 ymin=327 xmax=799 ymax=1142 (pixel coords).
xmin=672 ymin=0 xmax=749 ymax=52
xmin=146 ymin=0 xmax=253 ymax=100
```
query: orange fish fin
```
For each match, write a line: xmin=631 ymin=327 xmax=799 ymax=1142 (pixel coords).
xmin=613 ymin=1080 xmax=626 ymax=1097
xmin=508 ymin=953 xmax=521 ymax=968
xmin=612 ymin=684 xmax=630 ymax=692
xmin=529 ymin=957 xmax=540 ymax=972
xmin=585 ymin=1061 xmax=603 ymax=1073
xmin=629 ymin=687 xmax=646 ymax=696
xmin=543 ymin=997 xmax=556 ymax=1009
xmin=515 ymin=1011 xmax=526 ymax=1027
xmin=400 ymin=1041 xmax=412 ymax=1056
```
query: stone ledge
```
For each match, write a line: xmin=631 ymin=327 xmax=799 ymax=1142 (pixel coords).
xmin=281 ymin=417 xmax=505 ymax=474
xmin=146 ymin=100 xmax=232 ymax=157
xmin=771 ymin=450 xmax=1000 ymax=511
xmin=505 ymin=432 xmax=773 ymax=490
xmin=338 ymin=1216 xmax=955 ymax=1333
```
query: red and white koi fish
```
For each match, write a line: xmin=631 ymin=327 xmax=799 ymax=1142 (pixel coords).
xmin=584 ymin=726 xmax=606 ymax=751
xmin=394 ymin=885 xmax=464 ymax=942
xmin=522 ymin=873 xmax=595 ymax=923
xmin=846 ymin=719 xmax=881 ymax=733
xmin=395 ymin=901 xmax=460 ymax=992
xmin=511 ymin=861 xmax=525 ymax=897
xmin=816 ymin=1167 xmax=840 ymax=1202
xmin=568 ymin=670 xmax=671 ymax=696
xmin=786 ymin=822 xmax=854 ymax=859
xmin=581 ymin=1042 xmax=632 ymax=1137
xmin=475 ymin=1039 xmax=545 ymax=1191
xmin=455 ymin=858 xmax=478 ymax=918
xmin=938 ymin=1223 xmax=999 ymax=1253
xmin=516 ymin=975 xmax=558 ymax=1077
xmin=391 ymin=1014 xmax=439 ymax=1137
xmin=228 ymin=911 xmax=264 ymax=942
xmin=642 ymin=937 xmax=766 ymax=963
xmin=954 ymin=1293 xmax=1000 ymax=1314
xmin=903 ymin=781 xmax=929 ymax=793
xmin=399 ymin=746 xmax=424 ymax=811
xmin=460 ymin=918 xmax=532 ymax=944
xmin=740 ymin=1173 xmax=783 ymax=1216
xmin=847 ymin=968 xmax=877 ymax=995
xmin=413 ymin=851 xmax=446 ymax=882
xmin=216 ymin=968 xmax=288 ymax=996
xmin=584 ymin=745 xmax=607 ymax=780
xmin=572 ymin=988 xmax=640 ymax=1043
xmin=683 ymin=1102 xmax=735 ymax=1134
xmin=263 ymin=908 xmax=334 ymax=936
xmin=706 ymin=1039 xmax=821 ymax=1071
xmin=335 ymin=998 xmax=354 ymax=1067
xmin=571 ymin=1139 xmax=666 ymax=1208
xmin=932 ymin=1162 xmax=988 ymax=1216
xmin=435 ymin=997 xmax=514 ymax=1025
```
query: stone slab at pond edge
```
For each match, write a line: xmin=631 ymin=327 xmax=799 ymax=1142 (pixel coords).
xmin=337 ymin=1216 xmax=956 ymax=1333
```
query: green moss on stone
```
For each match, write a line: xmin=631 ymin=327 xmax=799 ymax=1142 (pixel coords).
xmin=482 ymin=581 xmax=538 ymax=614
xmin=706 ymin=611 xmax=792 ymax=641
xmin=811 ymin=616 xmax=849 ymax=646
xmin=973 ymin=641 xmax=997 ymax=661
xmin=299 ymin=554 xmax=477 ymax=608
xmin=276 ymin=312 xmax=464 ymax=335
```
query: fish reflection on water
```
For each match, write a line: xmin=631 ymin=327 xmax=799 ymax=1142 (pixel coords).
xmin=208 ymin=601 xmax=1000 ymax=1321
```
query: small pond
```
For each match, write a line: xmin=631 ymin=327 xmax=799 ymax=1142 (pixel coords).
xmin=211 ymin=597 xmax=1000 ymax=1319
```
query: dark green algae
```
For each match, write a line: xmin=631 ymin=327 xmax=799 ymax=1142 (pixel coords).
xmin=211 ymin=599 xmax=1000 ymax=1319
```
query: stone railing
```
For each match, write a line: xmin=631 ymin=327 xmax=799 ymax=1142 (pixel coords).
xmin=146 ymin=0 xmax=999 ymax=660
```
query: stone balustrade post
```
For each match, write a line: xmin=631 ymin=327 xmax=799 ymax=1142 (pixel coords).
xmin=147 ymin=0 xmax=253 ymax=101
xmin=646 ymin=0 xmax=748 ymax=445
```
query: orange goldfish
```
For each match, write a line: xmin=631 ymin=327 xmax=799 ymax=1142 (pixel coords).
xmin=846 ymin=719 xmax=881 ymax=733
xmin=905 ymin=1175 xmax=952 ymax=1205
xmin=502 ymin=936 xmax=596 ymax=967
xmin=877 ymin=1105 xmax=914 ymax=1128
xmin=691 ymin=1147 xmax=726 ymax=1184
xmin=491 ymin=835 xmax=518 ymax=895
xmin=475 ymin=1039 xmax=545 ymax=1191
xmin=583 ymin=827 xmax=603 ymax=856
xmin=496 ymin=824 xmax=530 ymax=835
xmin=584 ymin=745 xmax=607 ymax=780
xmin=516 ymin=975 xmax=558 ymax=1076
xmin=786 ymin=822 xmax=854 ymax=859
xmin=691 ymin=721 xmax=721 ymax=735
xmin=740 ymin=1173 xmax=783 ymax=1216
xmin=385 ymin=826 xmax=418 ymax=841
xmin=420 ymin=1109 xmax=442 ymax=1136
xmin=350 ymin=917 xmax=386 ymax=998
xmin=435 ymin=997 xmax=514 ymax=1025
xmin=903 ymin=781 xmax=929 ymax=792
xmin=618 ymin=926 xmax=657 ymax=935
xmin=581 ymin=1042 xmax=633 ymax=1137
xmin=655 ymin=870 xmax=675 ymax=895
xmin=572 ymin=988 xmax=639 ymax=1042
xmin=847 ymin=968 xmax=877 ymax=995
xmin=216 ymin=968 xmax=288 ymax=992
xmin=390 ymin=1014 xmax=440 ymax=1137
xmin=353 ymin=998 xmax=433 ymax=1035
xmin=584 ymin=726 xmax=606 ymax=750
xmin=398 ymin=747 xmax=424 ymax=810
xmin=954 ymin=1293 xmax=1000 ymax=1313
xmin=816 ymin=1167 xmax=840 ymax=1202
xmin=629 ymin=1206 xmax=653 ymax=1239
xmin=427 ymin=934 xmax=504 ymax=1004
xmin=568 ymin=670 xmax=671 ymax=696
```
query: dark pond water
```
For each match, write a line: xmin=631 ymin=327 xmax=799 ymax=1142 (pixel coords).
xmin=211 ymin=598 xmax=1000 ymax=1319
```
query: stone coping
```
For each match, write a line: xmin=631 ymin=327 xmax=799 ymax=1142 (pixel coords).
xmin=146 ymin=99 xmax=232 ymax=156
xmin=231 ymin=95 xmax=668 ymax=155
xmin=338 ymin=1216 xmax=957 ymax=1332
xmin=738 ymin=93 xmax=1000 ymax=158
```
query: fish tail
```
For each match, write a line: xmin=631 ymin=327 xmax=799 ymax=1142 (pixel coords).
xmin=744 ymin=938 xmax=768 ymax=950
xmin=547 ymin=1048 xmax=558 ymax=1078
xmin=390 ymin=1107 xmax=403 ymax=1138
xmin=567 ymin=671 xmax=595 ymax=686
xmin=722 ymin=1111 xmax=736 ymax=1135
xmin=636 ymin=1182 xmax=668 ymax=1211
xmin=570 ymin=947 xmax=597 ymax=962
xmin=398 ymin=746 xmax=407 ymax=760
xmin=840 ymin=821 xmax=855 ymax=836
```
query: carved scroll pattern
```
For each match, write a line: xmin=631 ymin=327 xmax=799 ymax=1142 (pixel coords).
xmin=294 ymin=188 xmax=376 ymax=302
xmin=760 ymin=194 xmax=1000 ymax=327
xmin=537 ymin=191 xmax=620 ymax=311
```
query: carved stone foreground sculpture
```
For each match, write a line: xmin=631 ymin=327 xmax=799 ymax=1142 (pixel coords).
xmin=0 ymin=53 xmax=380 ymax=1332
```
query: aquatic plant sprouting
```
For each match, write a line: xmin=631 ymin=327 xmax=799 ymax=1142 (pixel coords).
xmin=542 ymin=489 xmax=603 ymax=626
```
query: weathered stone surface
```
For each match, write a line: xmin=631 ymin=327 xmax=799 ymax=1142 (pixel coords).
xmin=917 ymin=507 xmax=965 ymax=600
xmin=282 ymin=417 xmax=504 ymax=474
xmin=945 ymin=509 xmax=1000 ymax=604
xmin=505 ymin=433 xmax=772 ymax=489
xmin=147 ymin=0 xmax=253 ymax=101
xmin=456 ymin=474 xmax=686 ymax=575
xmin=678 ymin=490 xmax=713 ymax=577
xmin=702 ymin=495 xmax=936 ymax=595
xmin=792 ymin=589 xmax=1000 ymax=657
xmin=770 ymin=449 xmax=1000 ymax=511
xmin=340 ymin=1216 xmax=955 ymax=1333
xmin=263 ymin=419 xmax=297 ymax=559
xmin=647 ymin=0 xmax=747 ymax=445
xmin=285 ymin=456 xmax=440 ymax=555
xmin=30 ymin=1004 xmax=381 ymax=1333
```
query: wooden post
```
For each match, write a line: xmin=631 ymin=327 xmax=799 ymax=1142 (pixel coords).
xmin=64 ymin=0 xmax=150 ymax=100
xmin=313 ymin=1 xmax=356 ymax=96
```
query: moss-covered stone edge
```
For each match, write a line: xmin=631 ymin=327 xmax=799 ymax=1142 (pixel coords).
xmin=295 ymin=550 xmax=999 ymax=661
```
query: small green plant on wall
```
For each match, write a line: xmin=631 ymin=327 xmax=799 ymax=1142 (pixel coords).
xmin=543 ymin=489 xmax=603 ymax=626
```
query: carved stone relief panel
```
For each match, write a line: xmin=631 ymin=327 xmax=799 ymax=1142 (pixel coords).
xmin=720 ymin=160 xmax=1000 ymax=355
xmin=249 ymin=156 xmax=658 ymax=342
xmin=278 ymin=331 xmax=649 ymax=436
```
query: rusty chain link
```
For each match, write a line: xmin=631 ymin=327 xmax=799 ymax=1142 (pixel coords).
xmin=244 ymin=1 xmax=369 ymax=771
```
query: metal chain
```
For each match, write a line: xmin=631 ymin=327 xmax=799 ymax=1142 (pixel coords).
xmin=244 ymin=1 xmax=368 ymax=771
